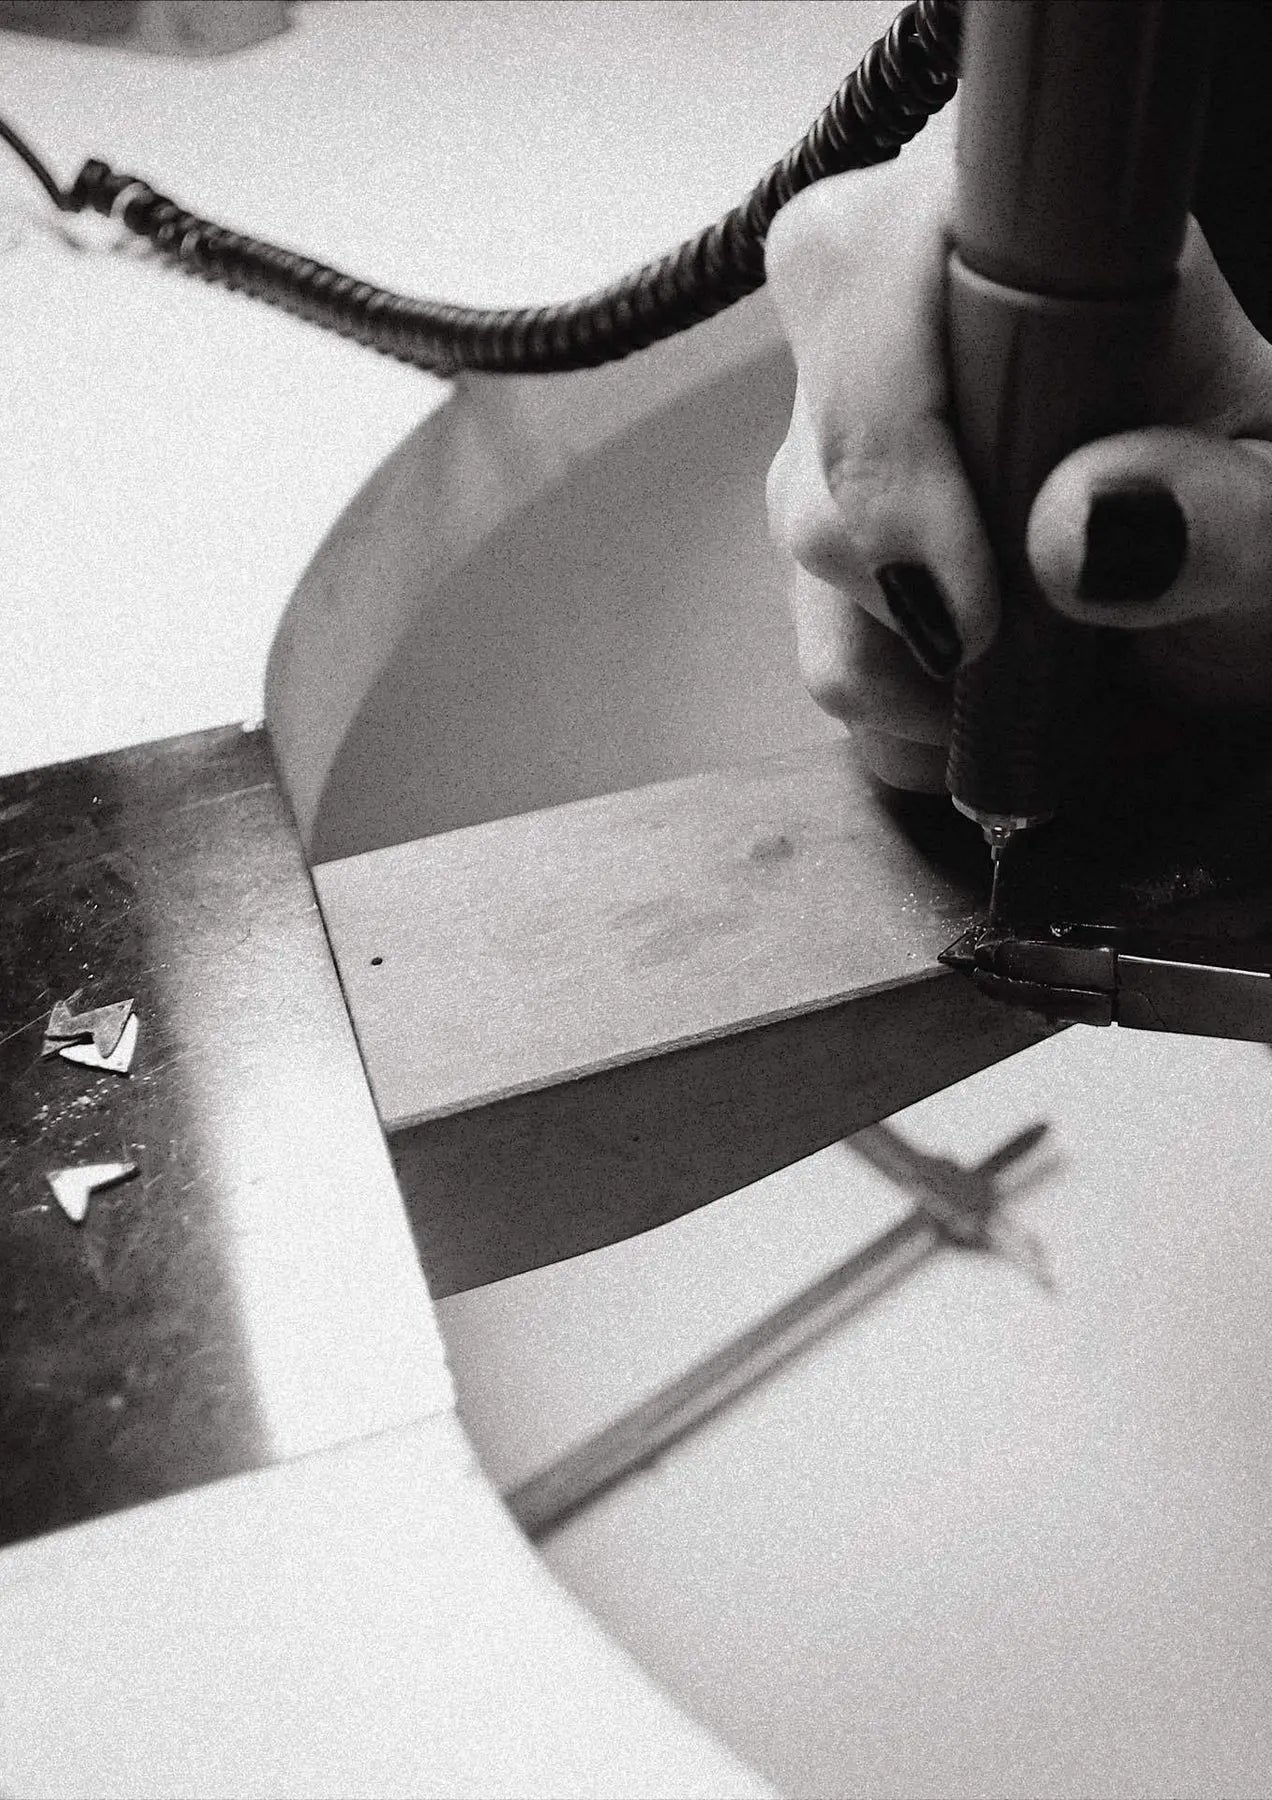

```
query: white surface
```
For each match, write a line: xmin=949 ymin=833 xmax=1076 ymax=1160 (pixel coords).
xmin=0 ymin=0 xmax=894 ymax=775
xmin=6 ymin=5 xmax=1268 ymax=1799
xmin=443 ymin=1030 xmax=1272 ymax=1798
xmin=0 ymin=5 xmax=865 ymax=1792
xmin=0 ymin=1414 xmax=771 ymax=1800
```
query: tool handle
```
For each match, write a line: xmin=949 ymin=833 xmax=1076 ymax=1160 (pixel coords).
xmin=944 ymin=0 xmax=1215 ymax=829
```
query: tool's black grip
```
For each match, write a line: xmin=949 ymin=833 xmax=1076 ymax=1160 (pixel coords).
xmin=945 ymin=0 xmax=1215 ymax=828
xmin=945 ymin=267 xmax=1179 ymax=821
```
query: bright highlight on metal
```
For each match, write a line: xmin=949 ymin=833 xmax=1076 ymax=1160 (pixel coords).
xmin=56 ymin=1012 xmax=140 ymax=1074
xmin=46 ymin=1161 xmax=138 ymax=1225
xmin=42 ymin=990 xmax=135 ymax=1061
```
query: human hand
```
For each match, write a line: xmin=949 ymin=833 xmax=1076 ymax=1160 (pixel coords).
xmin=764 ymin=131 xmax=1272 ymax=794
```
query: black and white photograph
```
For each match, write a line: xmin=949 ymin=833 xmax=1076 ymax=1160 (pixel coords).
xmin=1 ymin=2 xmax=1269 ymax=1795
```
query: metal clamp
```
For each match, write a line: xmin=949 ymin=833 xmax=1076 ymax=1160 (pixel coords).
xmin=941 ymin=922 xmax=1272 ymax=1042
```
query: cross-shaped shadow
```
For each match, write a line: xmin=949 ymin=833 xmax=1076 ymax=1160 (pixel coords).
xmin=847 ymin=1119 xmax=1062 ymax=1287
xmin=506 ymin=1116 xmax=1060 ymax=1542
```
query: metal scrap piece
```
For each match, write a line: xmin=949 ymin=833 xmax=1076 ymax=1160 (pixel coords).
xmin=56 ymin=1012 xmax=140 ymax=1075
xmin=42 ymin=990 xmax=135 ymax=1061
xmin=505 ymin=1121 xmax=1054 ymax=1542
xmin=46 ymin=1161 xmax=138 ymax=1225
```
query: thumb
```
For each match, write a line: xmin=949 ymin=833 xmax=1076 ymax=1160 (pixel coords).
xmin=1026 ymin=427 xmax=1272 ymax=628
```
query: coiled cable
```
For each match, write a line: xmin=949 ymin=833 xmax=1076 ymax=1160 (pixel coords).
xmin=1 ymin=0 xmax=961 ymax=375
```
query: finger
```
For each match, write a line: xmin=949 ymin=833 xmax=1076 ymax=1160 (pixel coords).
xmin=767 ymin=381 xmax=1000 ymax=669
xmin=791 ymin=569 xmax=952 ymax=744
xmin=764 ymin=152 xmax=954 ymax=380
xmin=791 ymin=570 xmax=951 ymax=794
xmin=1027 ymin=427 xmax=1272 ymax=628
xmin=854 ymin=729 xmax=949 ymax=794
xmin=765 ymin=156 xmax=999 ymax=668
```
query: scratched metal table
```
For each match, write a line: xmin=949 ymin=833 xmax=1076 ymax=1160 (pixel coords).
xmin=0 ymin=724 xmax=439 ymax=1548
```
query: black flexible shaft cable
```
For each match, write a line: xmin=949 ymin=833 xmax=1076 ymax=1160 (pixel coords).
xmin=0 ymin=0 xmax=961 ymax=375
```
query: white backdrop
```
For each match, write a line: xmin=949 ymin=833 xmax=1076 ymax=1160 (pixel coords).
xmin=3 ymin=6 xmax=1268 ymax=1795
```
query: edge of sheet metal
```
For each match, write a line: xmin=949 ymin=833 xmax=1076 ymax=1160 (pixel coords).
xmin=316 ymin=741 xmax=1057 ymax=1292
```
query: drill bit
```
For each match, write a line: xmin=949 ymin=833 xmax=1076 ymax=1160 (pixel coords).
xmin=987 ymin=841 xmax=1007 ymax=924
xmin=983 ymin=822 xmax=1017 ymax=925
xmin=952 ymin=802 xmax=1044 ymax=928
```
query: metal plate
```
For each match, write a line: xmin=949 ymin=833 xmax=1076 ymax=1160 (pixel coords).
xmin=317 ymin=743 xmax=1055 ymax=1293
xmin=0 ymin=726 xmax=445 ymax=1549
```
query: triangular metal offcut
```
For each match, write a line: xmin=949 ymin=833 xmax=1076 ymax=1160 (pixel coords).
xmin=57 ymin=1013 xmax=140 ymax=1075
xmin=47 ymin=1161 xmax=138 ymax=1224
xmin=42 ymin=991 xmax=134 ymax=1061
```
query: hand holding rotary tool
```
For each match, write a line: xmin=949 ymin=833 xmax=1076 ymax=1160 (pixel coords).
xmin=766 ymin=0 xmax=1272 ymax=921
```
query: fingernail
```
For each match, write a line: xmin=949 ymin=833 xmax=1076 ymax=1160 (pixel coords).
xmin=875 ymin=562 xmax=962 ymax=679
xmin=1078 ymin=485 xmax=1188 ymax=604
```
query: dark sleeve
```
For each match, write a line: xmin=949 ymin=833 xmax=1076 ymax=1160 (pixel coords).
xmin=1192 ymin=0 xmax=1272 ymax=341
